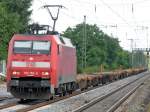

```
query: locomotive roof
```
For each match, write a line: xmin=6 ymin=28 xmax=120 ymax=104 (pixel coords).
xmin=54 ymin=36 xmax=75 ymax=48
xmin=12 ymin=34 xmax=75 ymax=48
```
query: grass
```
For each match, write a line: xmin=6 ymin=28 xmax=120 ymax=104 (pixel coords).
xmin=147 ymin=103 xmax=150 ymax=112
xmin=0 ymin=77 xmax=5 ymax=84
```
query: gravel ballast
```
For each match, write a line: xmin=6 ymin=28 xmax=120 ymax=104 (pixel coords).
xmin=30 ymin=72 xmax=148 ymax=112
xmin=115 ymin=72 xmax=150 ymax=112
xmin=0 ymin=83 xmax=11 ymax=97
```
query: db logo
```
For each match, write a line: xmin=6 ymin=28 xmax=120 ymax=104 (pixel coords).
xmin=26 ymin=62 xmax=35 ymax=67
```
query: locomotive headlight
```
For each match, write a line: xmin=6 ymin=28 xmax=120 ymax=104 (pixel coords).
xmin=45 ymin=72 xmax=49 ymax=75
xmin=42 ymin=72 xmax=49 ymax=79
xmin=42 ymin=72 xmax=49 ymax=76
xmin=12 ymin=71 xmax=20 ymax=75
xmin=12 ymin=71 xmax=17 ymax=75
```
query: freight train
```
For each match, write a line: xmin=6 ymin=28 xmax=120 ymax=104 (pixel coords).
xmin=6 ymin=24 xmax=147 ymax=100
xmin=76 ymin=68 xmax=146 ymax=91
xmin=6 ymin=5 xmax=147 ymax=100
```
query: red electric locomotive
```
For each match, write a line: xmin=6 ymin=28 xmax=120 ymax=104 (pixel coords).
xmin=6 ymin=5 xmax=77 ymax=100
xmin=6 ymin=25 xmax=77 ymax=100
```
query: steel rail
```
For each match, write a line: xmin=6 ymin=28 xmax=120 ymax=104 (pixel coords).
xmin=1 ymin=72 xmax=148 ymax=112
xmin=0 ymin=101 xmax=18 ymax=110
xmin=16 ymin=91 xmax=80 ymax=112
xmin=16 ymin=72 xmax=149 ymax=112
xmin=106 ymin=82 xmax=144 ymax=112
xmin=0 ymin=96 xmax=13 ymax=101
xmin=72 ymin=72 xmax=149 ymax=112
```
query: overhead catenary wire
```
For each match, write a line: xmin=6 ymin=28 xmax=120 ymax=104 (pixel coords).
xmin=35 ymin=0 xmax=148 ymax=41
xmin=71 ymin=0 xmax=138 ymax=37
xmin=67 ymin=0 xmax=150 ymax=25
xmin=134 ymin=0 xmax=149 ymax=4
xmin=36 ymin=0 xmax=137 ymax=29
xmin=98 ymin=0 xmax=132 ymax=28
xmin=131 ymin=0 xmax=139 ymax=38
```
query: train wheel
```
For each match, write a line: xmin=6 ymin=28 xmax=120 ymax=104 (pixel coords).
xmin=59 ymin=93 xmax=62 ymax=97
xmin=63 ymin=91 xmax=66 ymax=96
xmin=68 ymin=90 xmax=72 ymax=94
xmin=47 ymin=94 xmax=54 ymax=101
xmin=56 ymin=85 xmax=63 ymax=97
xmin=50 ymin=96 xmax=54 ymax=100
xmin=19 ymin=99 xmax=25 ymax=103
xmin=81 ymin=88 xmax=84 ymax=91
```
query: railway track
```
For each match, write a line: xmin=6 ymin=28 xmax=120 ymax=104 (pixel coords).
xmin=0 ymin=72 xmax=148 ymax=112
xmin=0 ymin=92 xmax=81 ymax=112
xmin=15 ymin=92 xmax=81 ymax=112
xmin=0 ymin=96 xmax=19 ymax=110
xmin=0 ymin=87 xmax=82 ymax=112
xmin=10 ymin=79 xmax=142 ymax=112
xmin=0 ymin=96 xmax=13 ymax=101
xmin=73 ymin=72 xmax=149 ymax=112
xmin=106 ymin=83 xmax=143 ymax=112
xmin=0 ymin=101 xmax=18 ymax=110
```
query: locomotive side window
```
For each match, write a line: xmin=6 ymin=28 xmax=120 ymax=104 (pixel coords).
xmin=14 ymin=41 xmax=32 ymax=54
xmin=13 ymin=40 xmax=50 ymax=54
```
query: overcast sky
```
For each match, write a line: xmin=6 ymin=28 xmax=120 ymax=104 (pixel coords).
xmin=31 ymin=0 xmax=150 ymax=51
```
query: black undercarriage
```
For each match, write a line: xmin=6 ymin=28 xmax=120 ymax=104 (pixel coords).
xmin=9 ymin=77 xmax=51 ymax=99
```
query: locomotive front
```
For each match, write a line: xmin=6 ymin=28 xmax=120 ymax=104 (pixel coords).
xmin=6 ymin=5 xmax=77 ymax=100
xmin=6 ymin=34 xmax=53 ymax=99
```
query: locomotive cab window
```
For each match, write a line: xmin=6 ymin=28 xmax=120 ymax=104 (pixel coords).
xmin=32 ymin=41 xmax=50 ymax=54
xmin=14 ymin=41 xmax=32 ymax=54
xmin=13 ymin=40 xmax=50 ymax=54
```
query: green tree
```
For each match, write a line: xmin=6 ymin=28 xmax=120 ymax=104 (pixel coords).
xmin=0 ymin=0 xmax=32 ymax=59
xmin=63 ymin=23 xmax=131 ymax=73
